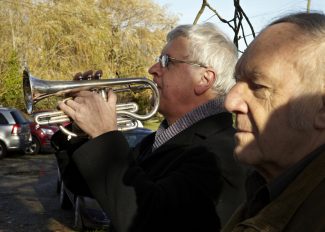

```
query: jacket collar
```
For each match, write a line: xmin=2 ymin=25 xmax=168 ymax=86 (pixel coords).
xmin=142 ymin=112 xmax=233 ymax=156
xmin=222 ymin=145 xmax=325 ymax=232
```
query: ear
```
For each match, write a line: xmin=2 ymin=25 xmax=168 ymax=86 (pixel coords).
xmin=194 ymin=69 xmax=216 ymax=95
xmin=314 ymin=94 xmax=325 ymax=129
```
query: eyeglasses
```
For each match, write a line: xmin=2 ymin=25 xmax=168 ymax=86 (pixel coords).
xmin=156 ymin=54 xmax=207 ymax=68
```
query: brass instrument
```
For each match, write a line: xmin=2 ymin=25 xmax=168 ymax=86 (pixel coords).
xmin=23 ymin=69 xmax=159 ymax=138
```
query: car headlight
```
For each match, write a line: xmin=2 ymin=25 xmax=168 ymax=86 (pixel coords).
xmin=40 ymin=128 xmax=54 ymax=135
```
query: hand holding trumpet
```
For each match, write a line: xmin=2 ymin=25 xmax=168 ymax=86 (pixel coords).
xmin=59 ymin=69 xmax=118 ymax=139
xmin=59 ymin=89 xmax=118 ymax=139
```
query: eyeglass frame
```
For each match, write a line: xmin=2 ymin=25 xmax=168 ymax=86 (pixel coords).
xmin=156 ymin=54 xmax=208 ymax=68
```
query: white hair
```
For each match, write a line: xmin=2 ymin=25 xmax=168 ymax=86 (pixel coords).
xmin=167 ymin=23 xmax=238 ymax=97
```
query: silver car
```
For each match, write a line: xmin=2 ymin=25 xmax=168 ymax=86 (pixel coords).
xmin=0 ymin=107 xmax=32 ymax=158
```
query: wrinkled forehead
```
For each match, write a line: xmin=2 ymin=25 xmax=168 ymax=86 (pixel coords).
xmin=235 ymin=23 xmax=303 ymax=76
xmin=161 ymin=36 xmax=191 ymax=57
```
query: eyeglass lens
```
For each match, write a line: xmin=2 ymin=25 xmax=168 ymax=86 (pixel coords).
xmin=160 ymin=55 xmax=168 ymax=68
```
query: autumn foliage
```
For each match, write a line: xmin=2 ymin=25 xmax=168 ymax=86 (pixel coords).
xmin=0 ymin=0 xmax=177 ymax=111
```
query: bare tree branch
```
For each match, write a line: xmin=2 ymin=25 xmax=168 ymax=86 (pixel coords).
xmin=193 ymin=0 xmax=207 ymax=25
xmin=193 ymin=0 xmax=256 ymax=51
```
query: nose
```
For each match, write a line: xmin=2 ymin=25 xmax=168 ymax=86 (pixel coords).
xmin=148 ymin=61 xmax=163 ymax=82
xmin=225 ymin=83 xmax=248 ymax=114
xmin=148 ymin=61 xmax=161 ymax=74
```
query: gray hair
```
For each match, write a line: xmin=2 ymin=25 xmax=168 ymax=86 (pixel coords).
xmin=167 ymin=23 xmax=238 ymax=97
xmin=269 ymin=12 xmax=325 ymax=36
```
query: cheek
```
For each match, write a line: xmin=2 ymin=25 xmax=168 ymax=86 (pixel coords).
xmin=251 ymin=107 xmax=291 ymax=161
xmin=159 ymin=83 xmax=179 ymax=108
xmin=162 ymin=77 xmax=188 ymax=96
xmin=288 ymin=97 xmax=319 ymax=129
xmin=248 ymin=93 xmax=280 ymax=134
xmin=233 ymin=133 xmax=263 ymax=165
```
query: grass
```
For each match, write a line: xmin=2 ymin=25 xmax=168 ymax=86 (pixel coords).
xmin=143 ymin=118 xmax=161 ymax=131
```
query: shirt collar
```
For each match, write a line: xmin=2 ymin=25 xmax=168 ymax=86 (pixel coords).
xmin=152 ymin=98 xmax=226 ymax=151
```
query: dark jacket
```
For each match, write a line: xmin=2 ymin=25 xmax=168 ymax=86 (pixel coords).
xmin=222 ymin=146 xmax=325 ymax=232
xmin=54 ymin=113 xmax=246 ymax=232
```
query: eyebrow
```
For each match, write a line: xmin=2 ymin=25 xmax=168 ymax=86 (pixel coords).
xmin=166 ymin=53 xmax=190 ymax=60
xmin=235 ymin=68 xmax=262 ymax=81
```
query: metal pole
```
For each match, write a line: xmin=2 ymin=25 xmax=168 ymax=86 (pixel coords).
xmin=307 ymin=0 xmax=311 ymax=13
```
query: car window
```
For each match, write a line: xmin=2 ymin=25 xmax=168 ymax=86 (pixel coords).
xmin=11 ymin=110 xmax=29 ymax=124
xmin=0 ymin=113 xmax=8 ymax=124
xmin=23 ymin=113 xmax=34 ymax=122
xmin=124 ymin=132 xmax=150 ymax=148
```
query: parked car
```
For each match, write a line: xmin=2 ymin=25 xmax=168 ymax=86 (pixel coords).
xmin=0 ymin=107 xmax=32 ymax=159
xmin=56 ymin=127 xmax=153 ymax=231
xmin=24 ymin=113 xmax=59 ymax=155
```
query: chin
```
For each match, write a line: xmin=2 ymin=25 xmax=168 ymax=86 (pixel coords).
xmin=233 ymin=142 xmax=261 ymax=166
xmin=158 ymin=101 xmax=173 ymax=117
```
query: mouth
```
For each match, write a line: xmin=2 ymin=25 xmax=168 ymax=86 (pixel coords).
xmin=236 ymin=128 xmax=252 ymax=133
xmin=152 ymin=78 xmax=161 ymax=89
xmin=235 ymin=118 xmax=253 ymax=133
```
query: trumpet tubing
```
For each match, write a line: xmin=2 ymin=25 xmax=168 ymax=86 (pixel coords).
xmin=23 ymin=69 xmax=160 ymax=136
xmin=34 ymin=102 xmax=140 ymax=125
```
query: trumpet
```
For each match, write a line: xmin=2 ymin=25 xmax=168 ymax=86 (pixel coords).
xmin=23 ymin=69 xmax=160 ymax=138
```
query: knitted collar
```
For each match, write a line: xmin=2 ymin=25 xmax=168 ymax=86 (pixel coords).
xmin=152 ymin=98 xmax=226 ymax=151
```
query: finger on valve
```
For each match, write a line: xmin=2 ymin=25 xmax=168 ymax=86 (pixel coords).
xmin=73 ymin=72 xmax=83 ymax=81
xmin=72 ymin=69 xmax=102 ymax=81
xmin=82 ymin=70 xmax=94 ymax=80
xmin=93 ymin=70 xmax=103 ymax=80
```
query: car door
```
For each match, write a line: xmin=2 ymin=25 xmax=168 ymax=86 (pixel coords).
xmin=10 ymin=110 xmax=32 ymax=148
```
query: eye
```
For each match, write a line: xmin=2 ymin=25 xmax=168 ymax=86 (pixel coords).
xmin=248 ymin=81 xmax=271 ymax=100
xmin=249 ymin=82 xmax=265 ymax=91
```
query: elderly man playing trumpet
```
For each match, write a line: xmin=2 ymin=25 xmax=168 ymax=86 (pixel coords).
xmin=56 ymin=23 xmax=246 ymax=232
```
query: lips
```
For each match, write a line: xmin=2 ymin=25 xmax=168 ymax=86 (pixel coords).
xmin=236 ymin=128 xmax=252 ymax=133
xmin=155 ymin=83 xmax=162 ymax=90
xmin=235 ymin=116 xmax=254 ymax=133
xmin=153 ymin=78 xmax=161 ymax=89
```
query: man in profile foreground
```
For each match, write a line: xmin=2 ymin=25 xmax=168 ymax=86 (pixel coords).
xmin=223 ymin=12 xmax=325 ymax=232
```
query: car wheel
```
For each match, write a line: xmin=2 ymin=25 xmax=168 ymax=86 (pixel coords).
xmin=25 ymin=136 xmax=40 ymax=155
xmin=74 ymin=197 xmax=84 ymax=230
xmin=59 ymin=181 xmax=73 ymax=210
xmin=0 ymin=141 xmax=7 ymax=159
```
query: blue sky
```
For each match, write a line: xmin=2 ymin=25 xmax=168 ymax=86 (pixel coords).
xmin=154 ymin=0 xmax=325 ymax=50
